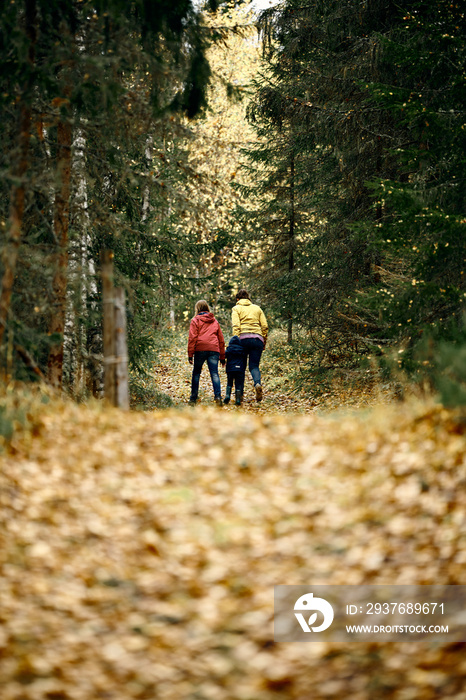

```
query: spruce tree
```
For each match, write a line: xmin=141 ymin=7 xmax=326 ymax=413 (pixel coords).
xmin=243 ymin=0 xmax=464 ymax=375
xmin=357 ymin=0 xmax=466 ymax=373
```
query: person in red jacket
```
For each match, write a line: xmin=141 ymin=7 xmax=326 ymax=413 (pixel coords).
xmin=188 ymin=300 xmax=225 ymax=405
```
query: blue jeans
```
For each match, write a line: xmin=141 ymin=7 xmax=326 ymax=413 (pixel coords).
xmin=239 ymin=337 xmax=264 ymax=386
xmin=190 ymin=351 xmax=221 ymax=401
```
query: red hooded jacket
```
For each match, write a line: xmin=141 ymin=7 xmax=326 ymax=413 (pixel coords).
xmin=188 ymin=312 xmax=225 ymax=361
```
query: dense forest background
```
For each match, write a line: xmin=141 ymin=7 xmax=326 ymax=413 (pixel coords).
xmin=0 ymin=0 xmax=464 ymax=403
xmin=1 ymin=5 xmax=466 ymax=698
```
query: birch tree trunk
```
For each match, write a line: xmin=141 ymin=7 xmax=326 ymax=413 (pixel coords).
xmin=47 ymin=111 xmax=73 ymax=387
xmin=169 ymin=272 xmax=176 ymax=327
xmin=287 ymin=154 xmax=295 ymax=345
xmin=63 ymin=130 xmax=93 ymax=395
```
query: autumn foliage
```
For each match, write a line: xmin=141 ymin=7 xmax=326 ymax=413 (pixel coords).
xmin=1 ymin=360 xmax=465 ymax=699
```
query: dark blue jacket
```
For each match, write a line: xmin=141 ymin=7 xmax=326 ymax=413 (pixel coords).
xmin=225 ymin=336 xmax=246 ymax=374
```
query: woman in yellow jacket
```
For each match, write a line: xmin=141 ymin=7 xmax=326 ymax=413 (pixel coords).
xmin=231 ymin=289 xmax=268 ymax=402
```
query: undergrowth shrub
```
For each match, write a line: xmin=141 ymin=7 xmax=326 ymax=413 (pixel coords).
xmin=129 ymin=377 xmax=174 ymax=411
xmin=0 ymin=382 xmax=51 ymax=448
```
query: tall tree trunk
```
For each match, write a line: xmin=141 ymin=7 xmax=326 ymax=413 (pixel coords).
xmin=287 ymin=154 xmax=295 ymax=345
xmin=114 ymin=287 xmax=129 ymax=410
xmin=47 ymin=101 xmax=73 ymax=387
xmin=101 ymin=250 xmax=116 ymax=406
xmin=169 ymin=272 xmax=176 ymax=327
xmin=0 ymin=0 xmax=36 ymax=354
xmin=74 ymin=130 xmax=90 ymax=395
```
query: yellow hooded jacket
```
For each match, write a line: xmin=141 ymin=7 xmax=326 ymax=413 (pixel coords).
xmin=232 ymin=299 xmax=268 ymax=342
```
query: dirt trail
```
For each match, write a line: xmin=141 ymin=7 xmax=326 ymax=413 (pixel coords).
xmin=148 ymin=329 xmax=393 ymax=414
xmin=1 ymin=388 xmax=465 ymax=698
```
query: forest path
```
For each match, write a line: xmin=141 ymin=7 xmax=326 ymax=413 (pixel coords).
xmin=1 ymin=384 xmax=465 ymax=699
xmin=146 ymin=329 xmax=393 ymax=414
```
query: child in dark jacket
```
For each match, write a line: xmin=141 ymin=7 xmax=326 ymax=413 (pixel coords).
xmin=223 ymin=335 xmax=246 ymax=406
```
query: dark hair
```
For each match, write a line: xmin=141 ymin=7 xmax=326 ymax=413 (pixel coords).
xmin=236 ymin=289 xmax=250 ymax=300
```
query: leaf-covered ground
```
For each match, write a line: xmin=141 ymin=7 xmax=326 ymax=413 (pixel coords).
xmin=1 ymin=345 xmax=465 ymax=699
